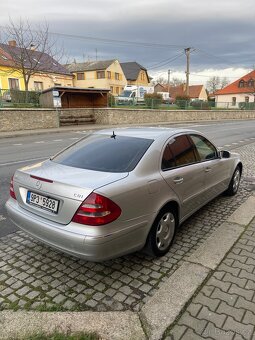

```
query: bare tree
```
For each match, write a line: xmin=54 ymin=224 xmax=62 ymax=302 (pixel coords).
xmin=170 ymin=77 xmax=184 ymax=87
xmin=151 ymin=76 xmax=168 ymax=85
xmin=152 ymin=76 xmax=184 ymax=87
xmin=1 ymin=19 xmax=63 ymax=97
xmin=206 ymin=76 xmax=229 ymax=93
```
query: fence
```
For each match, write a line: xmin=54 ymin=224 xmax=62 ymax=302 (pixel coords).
xmin=109 ymin=96 xmax=255 ymax=110
xmin=0 ymin=89 xmax=41 ymax=108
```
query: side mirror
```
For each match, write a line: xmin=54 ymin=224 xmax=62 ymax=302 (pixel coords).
xmin=220 ymin=150 xmax=230 ymax=159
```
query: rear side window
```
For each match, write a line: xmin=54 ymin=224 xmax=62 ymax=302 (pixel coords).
xmin=161 ymin=135 xmax=197 ymax=170
xmin=52 ymin=134 xmax=153 ymax=172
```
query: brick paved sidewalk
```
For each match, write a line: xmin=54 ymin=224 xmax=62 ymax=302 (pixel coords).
xmin=166 ymin=216 xmax=255 ymax=340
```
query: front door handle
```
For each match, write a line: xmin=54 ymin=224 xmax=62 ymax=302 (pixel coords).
xmin=173 ymin=177 xmax=184 ymax=184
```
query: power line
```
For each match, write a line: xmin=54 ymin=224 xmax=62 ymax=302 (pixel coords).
xmin=147 ymin=52 xmax=185 ymax=70
xmin=47 ymin=30 xmax=187 ymax=50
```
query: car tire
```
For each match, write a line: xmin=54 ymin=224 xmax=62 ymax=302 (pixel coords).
xmin=145 ymin=207 xmax=177 ymax=257
xmin=225 ymin=166 xmax=241 ymax=196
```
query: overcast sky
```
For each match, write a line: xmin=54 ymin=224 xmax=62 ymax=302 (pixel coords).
xmin=1 ymin=0 xmax=255 ymax=85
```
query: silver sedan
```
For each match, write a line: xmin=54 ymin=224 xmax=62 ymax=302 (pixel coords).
xmin=6 ymin=127 xmax=242 ymax=261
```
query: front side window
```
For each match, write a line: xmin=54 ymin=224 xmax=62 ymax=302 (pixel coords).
xmin=245 ymin=96 xmax=249 ymax=103
xmin=232 ymin=97 xmax=236 ymax=106
xmin=115 ymin=72 xmax=120 ymax=80
xmin=190 ymin=135 xmax=218 ymax=161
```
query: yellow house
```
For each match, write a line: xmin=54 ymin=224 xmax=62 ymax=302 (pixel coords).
xmin=120 ymin=62 xmax=150 ymax=86
xmin=0 ymin=41 xmax=73 ymax=93
xmin=66 ymin=59 xmax=127 ymax=96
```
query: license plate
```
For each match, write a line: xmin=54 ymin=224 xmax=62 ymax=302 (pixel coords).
xmin=26 ymin=191 xmax=59 ymax=214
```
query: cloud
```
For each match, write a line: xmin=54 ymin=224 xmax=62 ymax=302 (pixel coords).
xmin=1 ymin=0 xmax=255 ymax=85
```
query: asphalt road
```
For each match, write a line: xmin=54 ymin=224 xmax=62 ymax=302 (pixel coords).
xmin=1 ymin=120 xmax=255 ymax=237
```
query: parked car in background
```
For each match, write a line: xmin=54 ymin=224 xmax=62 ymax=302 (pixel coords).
xmin=6 ymin=127 xmax=242 ymax=261
xmin=115 ymin=85 xmax=154 ymax=105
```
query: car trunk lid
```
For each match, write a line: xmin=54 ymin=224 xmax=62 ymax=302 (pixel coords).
xmin=13 ymin=160 xmax=128 ymax=225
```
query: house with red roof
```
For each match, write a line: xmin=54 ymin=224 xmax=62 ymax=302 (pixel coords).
xmin=154 ymin=83 xmax=208 ymax=102
xmin=215 ymin=70 xmax=255 ymax=108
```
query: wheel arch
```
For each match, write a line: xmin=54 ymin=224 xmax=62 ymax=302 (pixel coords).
xmin=237 ymin=162 xmax=243 ymax=175
xmin=152 ymin=200 xmax=180 ymax=232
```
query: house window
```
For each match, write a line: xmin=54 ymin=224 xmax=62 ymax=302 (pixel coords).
xmin=110 ymin=86 xmax=113 ymax=93
xmin=248 ymin=79 xmax=254 ymax=87
xmin=97 ymin=71 xmax=105 ymax=79
xmin=239 ymin=80 xmax=245 ymax=88
xmin=77 ymin=73 xmax=85 ymax=80
xmin=107 ymin=71 xmax=111 ymax=79
xmin=116 ymin=87 xmax=119 ymax=95
xmin=232 ymin=97 xmax=236 ymax=106
xmin=141 ymin=72 xmax=145 ymax=81
xmin=54 ymin=83 xmax=61 ymax=86
xmin=115 ymin=73 xmax=120 ymax=80
xmin=245 ymin=96 xmax=249 ymax=103
xmin=34 ymin=81 xmax=43 ymax=91
xmin=8 ymin=78 xmax=19 ymax=90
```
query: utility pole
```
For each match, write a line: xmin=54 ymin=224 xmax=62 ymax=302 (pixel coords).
xmin=185 ymin=47 xmax=191 ymax=96
xmin=167 ymin=69 xmax=171 ymax=93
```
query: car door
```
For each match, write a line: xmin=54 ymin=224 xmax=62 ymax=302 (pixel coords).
xmin=189 ymin=134 xmax=230 ymax=201
xmin=160 ymin=134 xmax=206 ymax=220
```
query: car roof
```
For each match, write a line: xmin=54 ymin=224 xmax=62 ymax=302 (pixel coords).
xmin=95 ymin=127 xmax=198 ymax=140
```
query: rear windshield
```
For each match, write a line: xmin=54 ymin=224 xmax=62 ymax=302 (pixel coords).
xmin=51 ymin=134 xmax=153 ymax=172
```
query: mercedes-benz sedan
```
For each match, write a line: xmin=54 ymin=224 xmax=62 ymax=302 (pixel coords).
xmin=6 ymin=128 xmax=242 ymax=261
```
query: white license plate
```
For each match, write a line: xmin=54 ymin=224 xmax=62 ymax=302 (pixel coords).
xmin=26 ymin=191 xmax=59 ymax=213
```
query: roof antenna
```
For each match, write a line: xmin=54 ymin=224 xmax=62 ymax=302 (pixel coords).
xmin=111 ymin=131 xmax=116 ymax=139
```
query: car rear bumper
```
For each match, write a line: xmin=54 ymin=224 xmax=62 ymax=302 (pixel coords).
xmin=5 ymin=198 xmax=149 ymax=262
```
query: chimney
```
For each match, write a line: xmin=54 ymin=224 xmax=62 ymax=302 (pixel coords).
xmin=8 ymin=40 xmax=17 ymax=47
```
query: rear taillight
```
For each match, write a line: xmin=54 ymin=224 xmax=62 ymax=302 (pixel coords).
xmin=72 ymin=193 xmax=121 ymax=226
xmin=10 ymin=175 xmax=16 ymax=200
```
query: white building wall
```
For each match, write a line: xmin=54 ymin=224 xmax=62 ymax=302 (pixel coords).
xmin=215 ymin=93 xmax=255 ymax=108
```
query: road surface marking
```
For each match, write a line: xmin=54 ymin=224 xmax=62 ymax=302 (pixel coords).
xmin=224 ymin=145 xmax=231 ymax=147
xmin=70 ymin=137 xmax=79 ymax=140
xmin=35 ymin=141 xmax=45 ymax=144
xmin=53 ymin=139 xmax=63 ymax=142
xmin=0 ymin=215 xmax=6 ymax=221
xmin=0 ymin=157 xmax=47 ymax=167
xmin=232 ymin=142 xmax=238 ymax=145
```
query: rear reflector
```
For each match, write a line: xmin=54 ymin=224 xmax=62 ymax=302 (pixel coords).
xmin=10 ymin=175 xmax=16 ymax=200
xmin=72 ymin=192 xmax=121 ymax=226
xmin=30 ymin=175 xmax=53 ymax=183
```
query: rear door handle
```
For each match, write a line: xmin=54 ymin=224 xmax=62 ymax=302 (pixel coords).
xmin=173 ymin=177 xmax=184 ymax=184
xmin=205 ymin=167 xmax=212 ymax=172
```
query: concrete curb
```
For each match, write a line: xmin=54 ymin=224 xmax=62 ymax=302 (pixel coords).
xmin=0 ymin=196 xmax=254 ymax=340
xmin=0 ymin=311 xmax=145 ymax=340
xmin=139 ymin=195 xmax=255 ymax=339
